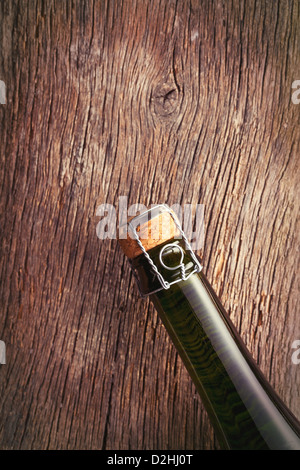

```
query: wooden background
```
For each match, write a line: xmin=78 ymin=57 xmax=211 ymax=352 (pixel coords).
xmin=0 ymin=0 xmax=299 ymax=450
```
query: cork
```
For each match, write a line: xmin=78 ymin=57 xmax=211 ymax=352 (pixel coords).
xmin=118 ymin=208 xmax=181 ymax=259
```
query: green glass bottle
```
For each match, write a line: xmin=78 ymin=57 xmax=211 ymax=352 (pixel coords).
xmin=119 ymin=205 xmax=300 ymax=450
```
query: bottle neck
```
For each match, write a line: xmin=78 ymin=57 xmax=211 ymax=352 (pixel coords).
xmin=130 ymin=239 xmax=199 ymax=297
xmin=130 ymin=239 xmax=300 ymax=450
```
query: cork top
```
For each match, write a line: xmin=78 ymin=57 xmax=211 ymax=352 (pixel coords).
xmin=118 ymin=206 xmax=181 ymax=259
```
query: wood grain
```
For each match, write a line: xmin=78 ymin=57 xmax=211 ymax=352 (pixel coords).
xmin=0 ymin=0 xmax=299 ymax=450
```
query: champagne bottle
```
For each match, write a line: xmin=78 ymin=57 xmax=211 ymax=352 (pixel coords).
xmin=118 ymin=204 xmax=300 ymax=450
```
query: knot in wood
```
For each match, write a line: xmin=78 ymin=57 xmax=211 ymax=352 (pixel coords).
xmin=151 ymin=81 xmax=181 ymax=118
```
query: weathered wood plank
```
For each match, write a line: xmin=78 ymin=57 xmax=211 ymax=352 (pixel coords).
xmin=0 ymin=0 xmax=299 ymax=450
